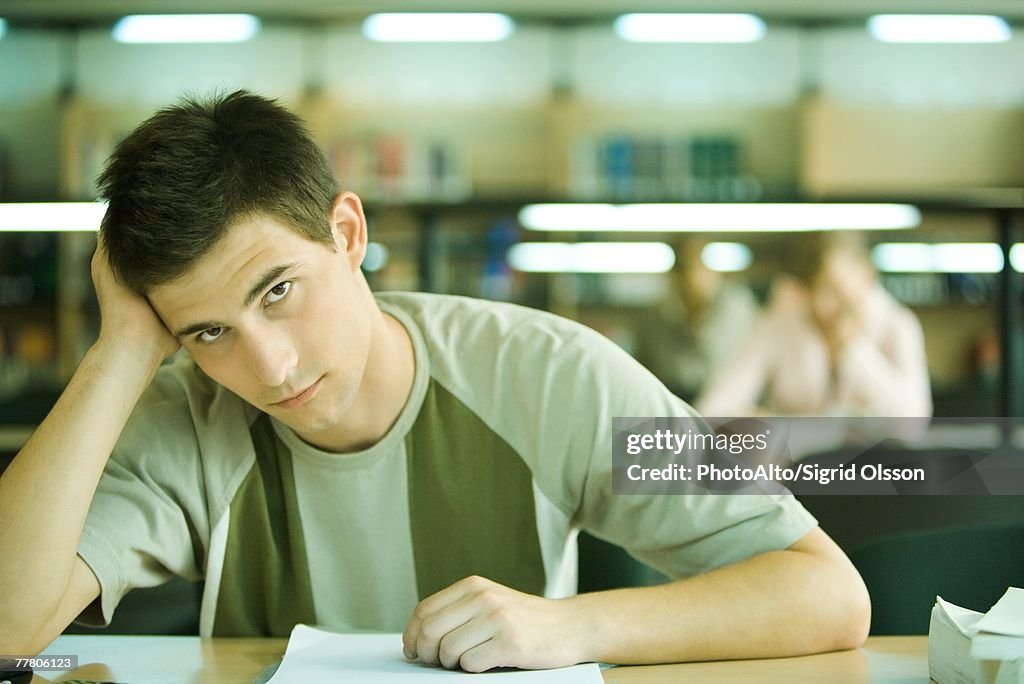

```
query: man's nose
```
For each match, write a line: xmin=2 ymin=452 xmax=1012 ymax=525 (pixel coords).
xmin=245 ymin=327 xmax=298 ymax=388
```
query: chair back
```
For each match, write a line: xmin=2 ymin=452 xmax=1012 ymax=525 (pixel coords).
xmin=849 ymin=523 xmax=1024 ymax=634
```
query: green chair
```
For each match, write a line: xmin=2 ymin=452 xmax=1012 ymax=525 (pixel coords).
xmin=848 ymin=523 xmax=1024 ymax=635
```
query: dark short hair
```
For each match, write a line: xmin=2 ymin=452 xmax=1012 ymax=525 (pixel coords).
xmin=97 ymin=90 xmax=339 ymax=293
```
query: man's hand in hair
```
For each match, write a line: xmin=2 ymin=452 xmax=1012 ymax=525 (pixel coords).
xmin=91 ymin=242 xmax=179 ymax=362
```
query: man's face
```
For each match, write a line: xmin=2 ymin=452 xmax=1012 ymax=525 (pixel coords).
xmin=149 ymin=213 xmax=372 ymax=444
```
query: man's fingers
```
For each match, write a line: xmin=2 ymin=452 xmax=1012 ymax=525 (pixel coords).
xmin=403 ymin=578 xmax=579 ymax=672
xmin=436 ymin=619 xmax=495 ymax=670
xmin=403 ymin=588 xmax=460 ymax=657
xmin=413 ymin=594 xmax=479 ymax=665
xmin=403 ymin=577 xmax=488 ymax=660
xmin=457 ymin=637 xmax=504 ymax=673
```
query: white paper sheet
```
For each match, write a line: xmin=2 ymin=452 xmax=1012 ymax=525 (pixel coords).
xmin=976 ymin=587 xmax=1024 ymax=637
xmin=267 ymin=624 xmax=604 ymax=683
xmin=935 ymin=595 xmax=985 ymax=637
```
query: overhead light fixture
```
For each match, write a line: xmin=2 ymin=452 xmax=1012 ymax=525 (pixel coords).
xmin=0 ymin=18 xmax=7 ymax=40
xmin=872 ymin=243 xmax=1009 ymax=273
xmin=867 ymin=15 xmax=1011 ymax=43
xmin=1011 ymin=245 xmax=1024 ymax=273
xmin=0 ymin=202 xmax=108 ymax=232
xmin=701 ymin=242 xmax=752 ymax=272
xmin=614 ymin=13 xmax=765 ymax=43
xmin=518 ymin=203 xmax=921 ymax=233
xmin=112 ymin=14 xmax=261 ymax=44
xmin=362 ymin=13 xmax=514 ymax=42
xmin=507 ymin=242 xmax=675 ymax=274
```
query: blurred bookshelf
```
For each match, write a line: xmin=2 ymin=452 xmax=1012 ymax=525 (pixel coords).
xmin=0 ymin=233 xmax=60 ymax=401
xmin=0 ymin=91 xmax=1022 ymax=430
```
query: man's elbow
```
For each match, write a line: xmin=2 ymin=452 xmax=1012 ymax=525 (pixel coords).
xmin=838 ymin=577 xmax=871 ymax=650
xmin=0 ymin=627 xmax=56 ymax=658
xmin=0 ymin=608 xmax=31 ymax=655
xmin=790 ymin=530 xmax=872 ymax=652
xmin=0 ymin=602 xmax=68 ymax=657
xmin=825 ymin=562 xmax=871 ymax=651
xmin=0 ymin=633 xmax=38 ymax=659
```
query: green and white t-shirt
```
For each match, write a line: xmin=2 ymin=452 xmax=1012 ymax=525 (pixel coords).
xmin=76 ymin=292 xmax=817 ymax=636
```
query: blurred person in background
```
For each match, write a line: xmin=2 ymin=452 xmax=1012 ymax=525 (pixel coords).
xmin=637 ymin=237 xmax=758 ymax=403
xmin=697 ymin=231 xmax=931 ymax=418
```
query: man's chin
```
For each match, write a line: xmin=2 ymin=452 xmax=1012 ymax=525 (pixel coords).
xmin=270 ymin=409 xmax=336 ymax=434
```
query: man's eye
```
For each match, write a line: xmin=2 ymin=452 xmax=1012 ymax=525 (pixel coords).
xmin=197 ymin=327 xmax=224 ymax=344
xmin=266 ymin=281 xmax=292 ymax=304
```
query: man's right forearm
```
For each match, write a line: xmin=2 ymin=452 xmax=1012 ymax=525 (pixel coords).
xmin=0 ymin=341 xmax=164 ymax=634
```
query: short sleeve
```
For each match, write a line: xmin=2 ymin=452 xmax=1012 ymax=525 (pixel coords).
xmin=550 ymin=325 xmax=818 ymax=579
xmin=75 ymin=362 xmax=211 ymax=627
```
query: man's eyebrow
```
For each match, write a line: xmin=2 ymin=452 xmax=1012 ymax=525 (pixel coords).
xmin=244 ymin=263 xmax=298 ymax=308
xmin=171 ymin=263 xmax=299 ymax=340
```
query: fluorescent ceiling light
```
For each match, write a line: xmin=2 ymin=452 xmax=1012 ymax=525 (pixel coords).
xmin=113 ymin=14 xmax=260 ymax=43
xmin=0 ymin=18 xmax=7 ymax=40
xmin=1011 ymin=245 xmax=1024 ymax=272
xmin=0 ymin=202 xmax=107 ymax=232
xmin=868 ymin=15 xmax=1011 ymax=43
xmin=872 ymin=243 xmax=1008 ymax=273
xmin=363 ymin=13 xmax=514 ymax=42
xmin=702 ymin=242 xmax=752 ymax=272
xmin=614 ymin=13 xmax=765 ymax=43
xmin=518 ymin=203 xmax=920 ymax=233
xmin=507 ymin=242 xmax=675 ymax=274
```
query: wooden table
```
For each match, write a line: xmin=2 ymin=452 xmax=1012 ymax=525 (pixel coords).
xmin=28 ymin=635 xmax=928 ymax=683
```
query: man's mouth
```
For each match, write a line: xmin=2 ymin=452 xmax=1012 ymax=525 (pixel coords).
xmin=271 ymin=376 xmax=325 ymax=409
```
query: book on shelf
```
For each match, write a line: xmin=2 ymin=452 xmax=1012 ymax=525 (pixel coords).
xmin=329 ymin=134 xmax=470 ymax=203
xmin=567 ymin=132 xmax=761 ymax=202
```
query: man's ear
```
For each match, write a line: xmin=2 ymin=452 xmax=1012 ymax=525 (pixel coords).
xmin=329 ymin=192 xmax=368 ymax=271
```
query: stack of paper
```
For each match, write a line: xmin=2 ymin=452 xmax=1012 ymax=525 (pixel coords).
xmin=929 ymin=589 xmax=1024 ymax=684
xmin=268 ymin=624 xmax=604 ymax=683
xmin=973 ymin=588 xmax=1024 ymax=662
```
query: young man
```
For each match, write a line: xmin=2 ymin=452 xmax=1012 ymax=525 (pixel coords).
xmin=0 ymin=91 xmax=869 ymax=671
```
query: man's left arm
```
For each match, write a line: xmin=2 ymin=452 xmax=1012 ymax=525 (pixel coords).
xmin=402 ymin=525 xmax=870 ymax=672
